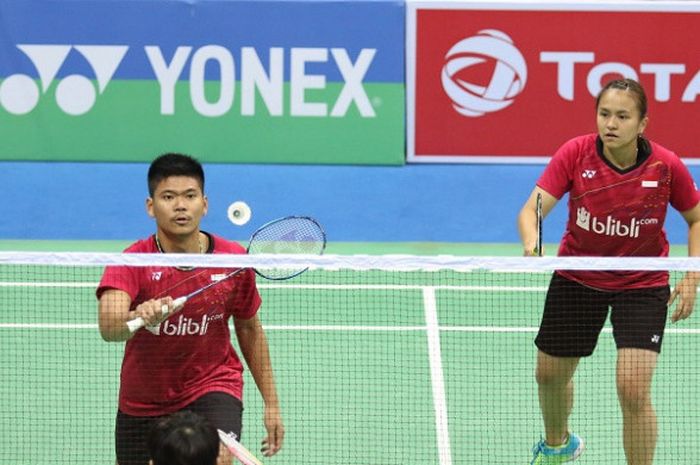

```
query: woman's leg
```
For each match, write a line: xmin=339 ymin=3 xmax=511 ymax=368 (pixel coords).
xmin=616 ymin=348 xmax=658 ymax=465
xmin=535 ymin=350 xmax=581 ymax=446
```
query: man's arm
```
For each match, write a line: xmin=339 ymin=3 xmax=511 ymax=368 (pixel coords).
xmin=234 ymin=314 xmax=284 ymax=456
xmin=98 ymin=289 xmax=137 ymax=341
xmin=98 ymin=289 xmax=174 ymax=341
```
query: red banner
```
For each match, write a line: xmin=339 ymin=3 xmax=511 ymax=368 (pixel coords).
xmin=407 ymin=3 xmax=700 ymax=163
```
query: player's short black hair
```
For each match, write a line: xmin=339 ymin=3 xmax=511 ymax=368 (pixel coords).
xmin=148 ymin=153 xmax=205 ymax=196
xmin=147 ymin=410 xmax=219 ymax=465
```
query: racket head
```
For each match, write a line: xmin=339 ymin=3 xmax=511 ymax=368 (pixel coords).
xmin=247 ymin=216 xmax=326 ymax=280
xmin=217 ymin=429 xmax=264 ymax=465
xmin=535 ymin=192 xmax=543 ymax=257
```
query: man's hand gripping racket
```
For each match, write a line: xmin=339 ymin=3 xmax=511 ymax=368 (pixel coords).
xmin=127 ymin=216 xmax=326 ymax=332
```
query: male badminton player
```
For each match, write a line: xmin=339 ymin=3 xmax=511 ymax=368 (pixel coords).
xmin=96 ymin=153 xmax=284 ymax=465
xmin=518 ymin=78 xmax=700 ymax=465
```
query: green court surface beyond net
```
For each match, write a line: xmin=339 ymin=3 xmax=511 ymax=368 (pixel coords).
xmin=0 ymin=253 xmax=698 ymax=464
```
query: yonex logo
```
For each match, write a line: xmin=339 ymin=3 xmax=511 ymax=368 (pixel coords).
xmin=582 ymin=170 xmax=597 ymax=179
xmin=0 ymin=44 xmax=127 ymax=115
xmin=441 ymin=29 xmax=527 ymax=117
xmin=1 ymin=44 xmax=375 ymax=118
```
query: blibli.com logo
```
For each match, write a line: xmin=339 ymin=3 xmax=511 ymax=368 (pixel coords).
xmin=576 ymin=207 xmax=658 ymax=238
xmin=147 ymin=313 xmax=224 ymax=336
xmin=0 ymin=45 xmax=127 ymax=115
xmin=441 ymin=29 xmax=527 ymax=117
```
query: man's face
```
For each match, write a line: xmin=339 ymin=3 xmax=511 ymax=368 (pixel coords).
xmin=146 ymin=176 xmax=208 ymax=238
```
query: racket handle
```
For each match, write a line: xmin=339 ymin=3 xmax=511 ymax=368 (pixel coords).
xmin=126 ymin=296 xmax=188 ymax=333
xmin=126 ymin=317 xmax=145 ymax=333
xmin=217 ymin=430 xmax=264 ymax=465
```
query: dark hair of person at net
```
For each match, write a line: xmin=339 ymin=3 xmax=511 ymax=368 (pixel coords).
xmin=147 ymin=410 xmax=220 ymax=465
xmin=147 ymin=153 xmax=205 ymax=197
xmin=595 ymin=78 xmax=651 ymax=153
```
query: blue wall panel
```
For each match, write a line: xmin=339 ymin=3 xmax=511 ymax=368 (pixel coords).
xmin=1 ymin=162 xmax=695 ymax=245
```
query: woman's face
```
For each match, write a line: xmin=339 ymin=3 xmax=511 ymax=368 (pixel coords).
xmin=596 ymin=88 xmax=648 ymax=155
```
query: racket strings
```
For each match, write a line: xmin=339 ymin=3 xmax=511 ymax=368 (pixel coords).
xmin=249 ymin=222 xmax=325 ymax=255
xmin=248 ymin=217 xmax=326 ymax=280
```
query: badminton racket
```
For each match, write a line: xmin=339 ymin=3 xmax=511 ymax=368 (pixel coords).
xmin=218 ymin=429 xmax=264 ymax=465
xmin=535 ymin=192 xmax=543 ymax=257
xmin=127 ymin=216 xmax=326 ymax=332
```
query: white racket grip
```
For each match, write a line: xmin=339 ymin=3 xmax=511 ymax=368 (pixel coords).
xmin=217 ymin=429 xmax=264 ymax=465
xmin=126 ymin=296 xmax=188 ymax=333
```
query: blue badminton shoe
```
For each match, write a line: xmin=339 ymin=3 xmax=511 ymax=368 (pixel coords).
xmin=530 ymin=432 xmax=584 ymax=464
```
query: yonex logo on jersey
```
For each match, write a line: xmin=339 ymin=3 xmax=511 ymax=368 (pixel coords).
xmin=576 ymin=207 xmax=658 ymax=238
xmin=651 ymin=334 xmax=660 ymax=344
xmin=151 ymin=272 xmax=162 ymax=281
xmin=0 ymin=44 xmax=127 ymax=115
xmin=441 ymin=29 xmax=527 ymax=117
xmin=582 ymin=170 xmax=597 ymax=179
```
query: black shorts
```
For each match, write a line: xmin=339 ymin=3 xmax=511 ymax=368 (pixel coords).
xmin=535 ymin=273 xmax=670 ymax=358
xmin=115 ymin=392 xmax=243 ymax=465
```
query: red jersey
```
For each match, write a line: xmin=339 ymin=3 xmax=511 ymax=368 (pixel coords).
xmin=538 ymin=134 xmax=700 ymax=290
xmin=96 ymin=233 xmax=261 ymax=416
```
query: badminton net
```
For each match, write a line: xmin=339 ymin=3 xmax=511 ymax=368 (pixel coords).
xmin=0 ymin=252 xmax=698 ymax=464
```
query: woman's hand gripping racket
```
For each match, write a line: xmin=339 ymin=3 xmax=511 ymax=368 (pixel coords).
xmin=126 ymin=216 xmax=326 ymax=333
xmin=218 ymin=429 xmax=264 ymax=465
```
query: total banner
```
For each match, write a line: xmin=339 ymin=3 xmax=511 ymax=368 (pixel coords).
xmin=407 ymin=1 xmax=700 ymax=163
xmin=0 ymin=0 xmax=405 ymax=165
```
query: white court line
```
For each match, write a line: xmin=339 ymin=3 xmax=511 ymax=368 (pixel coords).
xmin=5 ymin=282 xmax=700 ymax=294
xmin=271 ymin=326 xmax=700 ymax=334
xmin=1 ymin=324 xmax=700 ymax=334
xmin=0 ymin=282 xmax=96 ymax=287
xmin=262 ymin=284 xmax=548 ymax=291
xmin=0 ymin=323 xmax=96 ymax=329
xmin=1 ymin=281 xmax=699 ymax=335
xmin=0 ymin=281 xmax=547 ymax=292
xmin=423 ymin=287 xmax=453 ymax=465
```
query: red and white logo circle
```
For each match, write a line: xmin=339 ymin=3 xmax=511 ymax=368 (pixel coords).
xmin=441 ymin=29 xmax=527 ymax=117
